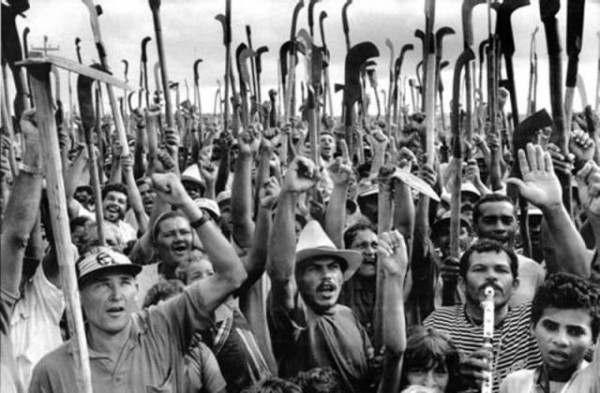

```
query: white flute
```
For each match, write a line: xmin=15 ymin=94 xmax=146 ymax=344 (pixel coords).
xmin=481 ymin=286 xmax=495 ymax=393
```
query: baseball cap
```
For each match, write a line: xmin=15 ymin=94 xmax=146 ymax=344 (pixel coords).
xmin=76 ymin=246 xmax=141 ymax=285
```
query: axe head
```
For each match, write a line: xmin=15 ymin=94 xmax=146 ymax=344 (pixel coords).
xmin=540 ymin=0 xmax=560 ymax=21
xmin=343 ymin=41 xmax=379 ymax=107
xmin=18 ymin=53 xmax=132 ymax=90
xmin=509 ymin=109 xmax=553 ymax=178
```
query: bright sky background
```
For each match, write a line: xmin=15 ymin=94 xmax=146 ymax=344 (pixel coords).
xmin=10 ymin=0 xmax=600 ymax=120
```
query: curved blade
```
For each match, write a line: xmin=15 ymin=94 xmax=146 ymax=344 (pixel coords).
xmin=343 ymin=41 xmax=379 ymax=106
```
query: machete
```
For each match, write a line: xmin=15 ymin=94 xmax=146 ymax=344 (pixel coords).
xmin=564 ymin=0 xmax=586 ymax=134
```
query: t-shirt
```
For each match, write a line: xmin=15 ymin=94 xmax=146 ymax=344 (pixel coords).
xmin=499 ymin=363 xmax=589 ymax=393
xmin=11 ymin=264 xmax=65 ymax=388
xmin=423 ymin=303 xmax=542 ymax=393
xmin=268 ymin=294 xmax=374 ymax=393
xmin=29 ymin=284 xmax=213 ymax=393
xmin=561 ymin=340 xmax=600 ymax=393
xmin=1 ymin=288 xmax=25 ymax=393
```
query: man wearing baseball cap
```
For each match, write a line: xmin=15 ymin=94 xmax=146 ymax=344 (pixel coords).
xmin=30 ymin=173 xmax=247 ymax=393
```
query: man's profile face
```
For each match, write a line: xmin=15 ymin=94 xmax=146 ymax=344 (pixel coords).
xmin=80 ymin=271 xmax=137 ymax=336
xmin=475 ymin=201 xmax=517 ymax=247
xmin=297 ymin=257 xmax=344 ymax=312
xmin=533 ymin=307 xmax=593 ymax=377
xmin=102 ymin=191 xmax=128 ymax=223
xmin=350 ymin=229 xmax=378 ymax=278
xmin=462 ymin=250 xmax=518 ymax=309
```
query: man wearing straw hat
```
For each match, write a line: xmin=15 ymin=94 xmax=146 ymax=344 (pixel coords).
xmin=267 ymin=157 xmax=376 ymax=393
xmin=29 ymin=173 xmax=247 ymax=393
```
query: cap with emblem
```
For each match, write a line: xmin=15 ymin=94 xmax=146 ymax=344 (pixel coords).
xmin=76 ymin=246 xmax=142 ymax=285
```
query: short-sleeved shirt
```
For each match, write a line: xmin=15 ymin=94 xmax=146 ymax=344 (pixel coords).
xmin=29 ymin=284 xmax=213 ymax=393
xmin=1 ymin=288 xmax=25 ymax=393
xmin=561 ymin=340 xmax=600 ymax=393
xmin=268 ymin=295 xmax=373 ymax=393
xmin=11 ymin=264 xmax=65 ymax=388
xmin=423 ymin=303 xmax=542 ymax=393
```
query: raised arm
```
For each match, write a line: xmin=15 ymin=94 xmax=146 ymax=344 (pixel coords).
xmin=507 ymin=143 xmax=589 ymax=277
xmin=150 ymin=172 xmax=247 ymax=312
xmin=267 ymin=157 xmax=317 ymax=311
xmin=324 ymin=157 xmax=353 ymax=248
xmin=121 ymin=153 xmax=149 ymax=234
xmin=231 ymin=129 xmax=259 ymax=248
xmin=377 ymin=230 xmax=409 ymax=393
xmin=1 ymin=110 xmax=44 ymax=294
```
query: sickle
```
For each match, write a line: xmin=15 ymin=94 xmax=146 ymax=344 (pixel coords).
xmin=319 ymin=10 xmax=334 ymax=116
xmin=393 ymin=44 xmax=414 ymax=123
xmin=540 ymin=0 xmax=570 ymax=211
xmin=448 ymin=48 xmax=476 ymax=301
xmin=23 ymin=27 xmax=33 ymax=107
xmin=496 ymin=0 xmax=530 ymax=129
xmin=80 ymin=0 xmax=129 ymax=155
xmin=238 ymin=47 xmax=255 ymax=127
xmin=564 ymin=0 xmax=586 ymax=132
xmin=343 ymin=41 xmax=379 ymax=153
xmin=342 ymin=0 xmax=353 ymax=51
xmin=245 ymin=25 xmax=258 ymax=100
xmin=435 ymin=26 xmax=455 ymax=123
xmin=215 ymin=0 xmax=232 ymax=138
xmin=385 ymin=38 xmax=394 ymax=135
xmin=149 ymin=0 xmax=174 ymax=128
xmin=121 ymin=59 xmax=129 ymax=83
xmin=526 ymin=27 xmax=539 ymax=116
xmin=255 ymin=46 xmax=268 ymax=104
xmin=308 ymin=0 xmax=321 ymax=37
xmin=140 ymin=36 xmax=152 ymax=108
xmin=193 ymin=58 xmax=203 ymax=110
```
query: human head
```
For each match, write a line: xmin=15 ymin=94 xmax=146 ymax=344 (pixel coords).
xmin=76 ymin=246 xmax=141 ymax=336
xmin=181 ymin=251 xmax=214 ymax=284
xmin=400 ymin=326 xmax=460 ymax=393
xmin=241 ymin=377 xmax=302 ymax=393
xmin=74 ymin=185 xmax=93 ymax=206
xmin=292 ymin=367 xmax=344 ymax=393
xmin=458 ymin=240 xmax=520 ymax=309
xmin=344 ymin=223 xmax=378 ymax=278
xmin=181 ymin=165 xmax=206 ymax=200
xmin=472 ymin=193 xmax=517 ymax=247
xmin=70 ymin=216 xmax=94 ymax=253
xmin=530 ymin=273 xmax=600 ymax=378
xmin=101 ymin=183 xmax=129 ymax=223
xmin=136 ymin=178 xmax=156 ymax=215
xmin=431 ymin=213 xmax=473 ymax=258
xmin=319 ymin=132 xmax=335 ymax=160
xmin=153 ymin=211 xmax=194 ymax=268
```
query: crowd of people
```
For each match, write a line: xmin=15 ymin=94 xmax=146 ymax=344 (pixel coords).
xmin=1 ymin=91 xmax=599 ymax=393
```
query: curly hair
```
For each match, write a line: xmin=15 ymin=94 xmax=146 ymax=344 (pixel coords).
xmin=241 ymin=377 xmax=302 ymax=393
xmin=459 ymin=240 xmax=519 ymax=279
xmin=291 ymin=367 xmax=344 ymax=393
xmin=531 ymin=273 xmax=600 ymax=340
xmin=142 ymin=278 xmax=185 ymax=308
xmin=343 ymin=222 xmax=377 ymax=249
xmin=101 ymin=182 xmax=128 ymax=201
xmin=400 ymin=326 xmax=461 ymax=393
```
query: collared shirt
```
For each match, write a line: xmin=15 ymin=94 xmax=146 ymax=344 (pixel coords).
xmin=268 ymin=294 xmax=374 ymax=393
xmin=29 ymin=285 xmax=212 ymax=393
xmin=423 ymin=303 xmax=542 ymax=393
xmin=561 ymin=339 xmax=600 ymax=393
xmin=499 ymin=362 xmax=590 ymax=393
xmin=10 ymin=264 xmax=64 ymax=388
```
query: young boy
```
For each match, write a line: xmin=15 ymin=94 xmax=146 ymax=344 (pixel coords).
xmin=499 ymin=273 xmax=600 ymax=393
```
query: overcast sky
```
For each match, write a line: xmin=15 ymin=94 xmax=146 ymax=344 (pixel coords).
xmin=12 ymin=0 xmax=600 ymax=119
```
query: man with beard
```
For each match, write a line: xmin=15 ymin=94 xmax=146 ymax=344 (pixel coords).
xmin=267 ymin=157 xmax=374 ymax=393
xmin=338 ymin=223 xmax=379 ymax=341
xmin=101 ymin=183 xmax=137 ymax=245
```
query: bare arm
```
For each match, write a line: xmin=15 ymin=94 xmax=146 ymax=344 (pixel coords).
xmin=267 ymin=157 xmax=317 ymax=311
xmin=231 ymin=130 xmax=258 ymax=248
xmin=377 ymin=231 xmax=409 ymax=393
xmin=151 ymin=172 xmax=247 ymax=312
xmin=324 ymin=157 xmax=352 ymax=248
xmin=507 ymin=144 xmax=589 ymax=277
xmin=1 ymin=110 xmax=44 ymax=294
xmin=122 ymin=153 xmax=149 ymax=234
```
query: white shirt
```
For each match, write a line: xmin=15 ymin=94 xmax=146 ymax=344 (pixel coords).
xmin=10 ymin=264 xmax=65 ymax=389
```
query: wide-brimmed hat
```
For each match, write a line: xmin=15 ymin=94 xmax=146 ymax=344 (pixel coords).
xmin=76 ymin=246 xmax=141 ymax=285
xmin=194 ymin=198 xmax=221 ymax=220
xmin=295 ymin=220 xmax=362 ymax=281
xmin=181 ymin=164 xmax=207 ymax=194
xmin=431 ymin=211 xmax=471 ymax=237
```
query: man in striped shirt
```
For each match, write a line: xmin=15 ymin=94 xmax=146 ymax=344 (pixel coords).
xmin=423 ymin=241 xmax=542 ymax=392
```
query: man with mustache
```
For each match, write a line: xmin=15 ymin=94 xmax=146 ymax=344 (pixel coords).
xmin=100 ymin=183 xmax=137 ymax=245
xmin=424 ymin=144 xmax=592 ymax=392
xmin=267 ymin=157 xmax=374 ymax=393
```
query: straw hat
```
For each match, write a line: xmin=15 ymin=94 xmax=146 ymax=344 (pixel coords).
xmin=295 ymin=220 xmax=362 ymax=281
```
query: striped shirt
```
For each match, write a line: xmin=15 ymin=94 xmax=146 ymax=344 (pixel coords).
xmin=423 ymin=303 xmax=542 ymax=392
